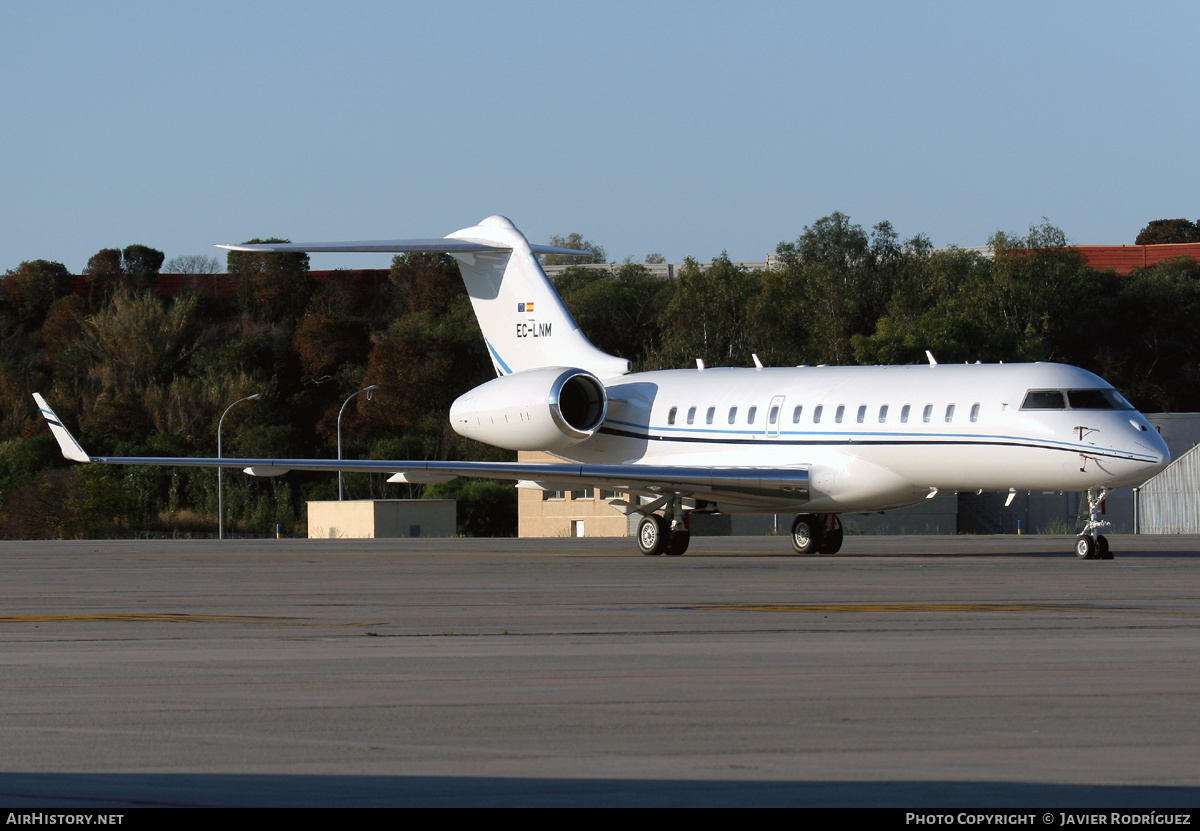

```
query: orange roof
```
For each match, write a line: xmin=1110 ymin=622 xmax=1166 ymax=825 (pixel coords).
xmin=1072 ymin=244 xmax=1200 ymax=275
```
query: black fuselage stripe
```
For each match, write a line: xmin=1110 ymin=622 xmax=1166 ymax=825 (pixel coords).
xmin=596 ymin=426 xmax=1148 ymax=464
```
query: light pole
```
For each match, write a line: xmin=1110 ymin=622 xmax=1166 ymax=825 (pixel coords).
xmin=218 ymin=393 xmax=261 ymax=540
xmin=338 ymin=384 xmax=378 ymax=501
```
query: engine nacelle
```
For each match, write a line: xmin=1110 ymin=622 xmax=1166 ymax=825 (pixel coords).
xmin=449 ymin=367 xmax=608 ymax=451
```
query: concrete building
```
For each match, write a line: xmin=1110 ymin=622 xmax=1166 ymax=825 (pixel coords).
xmin=307 ymin=499 xmax=456 ymax=539
xmin=516 ymin=452 xmax=630 ymax=538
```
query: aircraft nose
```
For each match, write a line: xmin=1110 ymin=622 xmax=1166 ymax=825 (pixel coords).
xmin=1132 ymin=418 xmax=1170 ymax=471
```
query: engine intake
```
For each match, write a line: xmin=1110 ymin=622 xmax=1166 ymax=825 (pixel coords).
xmin=450 ymin=367 xmax=608 ymax=451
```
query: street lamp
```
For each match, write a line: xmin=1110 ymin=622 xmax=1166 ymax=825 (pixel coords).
xmin=338 ymin=384 xmax=378 ymax=501
xmin=218 ymin=392 xmax=261 ymax=540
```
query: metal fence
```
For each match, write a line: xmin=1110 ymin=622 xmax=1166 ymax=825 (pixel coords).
xmin=1134 ymin=443 xmax=1200 ymax=533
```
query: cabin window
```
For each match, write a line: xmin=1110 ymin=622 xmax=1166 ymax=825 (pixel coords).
xmin=747 ymin=406 xmax=757 ymax=424
xmin=922 ymin=404 xmax=932 ymax=423
xmin=1021 ymin=390 xmax=1065 ymax=410
xmin=855 ymin=405 xmax=865 ymax=423
xmin=879 ymin=405 xmax=888 ymax=423
xmin=706 ymin=406 xmax=715 ymax=425
xmin=900 ymin=404 xmax=910 ymax=423
xmin=813 ymin=405 xmax=823 ymax=424
xmin=728 ymin=406 xmax=738 ymax=424
xmin=970 ymin=403 xmax=980 ymax=422
xmin=835 ymin=405 xmax=845 ymax=424
xmin=769 ymin=405 xmax=779 ymax=425
xmin=945 ymin=404 xmax=955 ymax=423
xmin=792 ymin=405 xmax=803 ymax=423
xmin=667 ymin=407 xmax=677 ymax=425
xmin=687 ymin=407 xmax=696 ymax=425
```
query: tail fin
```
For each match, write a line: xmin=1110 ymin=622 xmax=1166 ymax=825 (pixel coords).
xmin=446 ymin=216 xmax=629 ymax=378
xmin=218 ymin=215 xmax=630 ymax=379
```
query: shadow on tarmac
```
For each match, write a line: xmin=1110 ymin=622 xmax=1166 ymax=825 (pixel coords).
xmin=2 ymin=773 xmax=1198 ymax=809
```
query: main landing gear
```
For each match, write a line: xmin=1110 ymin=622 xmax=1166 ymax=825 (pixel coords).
xmin=637 ymin=495 xmax=690 ymax=556
xmin=790 ymin=513 xmax=843 ymax=555
xmin=1076 ymin=487 xmax=1113 ymax=560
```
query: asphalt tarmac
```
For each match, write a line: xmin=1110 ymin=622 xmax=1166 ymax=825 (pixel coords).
xmin=2 ymin=534 xmax=1199 ymax=808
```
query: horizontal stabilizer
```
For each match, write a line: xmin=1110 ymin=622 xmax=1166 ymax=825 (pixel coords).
xmin=219 ymin=215 xmax=626 ymax=379
xmin=217 ymin=239 xmax=591 ymax=256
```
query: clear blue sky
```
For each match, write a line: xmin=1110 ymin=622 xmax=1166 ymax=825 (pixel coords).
xmin=3 ymin=1 xmax=1197 ymax=273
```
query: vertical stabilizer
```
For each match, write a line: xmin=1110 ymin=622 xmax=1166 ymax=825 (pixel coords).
xmin=446 ymin=216 xmax=630 ymax=378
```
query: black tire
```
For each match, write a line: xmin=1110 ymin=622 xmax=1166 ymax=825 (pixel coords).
xmin=666 ymin=530 xmax=690 ymax=556
xmin=1075 ymin=535 xmax=1096 ymax=559
xmin=791 ymin=514 xmax=825 ymax=555
xmin=638 ymin=515 xmax=668 ymax=556
xmin=819 ymin=517 xmax=844 ymax=555
xmin=1097 ymin=535 xmax=1112 ymax=560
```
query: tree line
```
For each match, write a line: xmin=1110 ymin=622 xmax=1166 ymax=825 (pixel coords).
xmin=0 ymin=214 xmax=1196 ymax=538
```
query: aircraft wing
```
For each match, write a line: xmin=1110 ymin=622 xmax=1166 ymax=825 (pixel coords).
xmin=217 ymin=240 xmax=590 ymax=256
xmin=34 ymin=395 xmax=808 ymax=506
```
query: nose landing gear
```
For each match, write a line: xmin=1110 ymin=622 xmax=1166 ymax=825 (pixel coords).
xmin=1076 ymin=487 xmax=1113 ymax=560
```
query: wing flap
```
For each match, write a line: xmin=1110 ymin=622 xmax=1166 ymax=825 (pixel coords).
xmin=86 ymin=457 xmax=808 ymax=504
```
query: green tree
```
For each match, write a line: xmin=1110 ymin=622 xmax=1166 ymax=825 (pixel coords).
xmin=389 ymin=253 xmax=461 ymax=317
xmin=985 ymin=219 xmax=1102 ymax=363
xmin=542 ymin=233 xmax=606 ymax=266
xmin=1 ymin=260 xmax=74 ymax=330
xmin=226 ymin=240 xmax=312 ymax=322
xmin=292 ymin=271 xmax=375 ymax=382
xmin=770 ymin=213 xmax=903 ymax=364
xmin=122 ymin=244 xmax=165 ymax=290
xmin=551 ymin=262 xmax=669 ymax=368
xmin=83 ymin=248 xmax=125 ymax=309
xmin=1105 ymin=256 xmax=1200 ymax=411
xmin=423 ymin=478 xmax=517 ymax=537
xmin=1135 ymin=219 xmax=1200 ymax=245
xmin=78 ymin=288 xmax=208 ymax=441
xmin=651 ymin=254 xmax=760 ymax=368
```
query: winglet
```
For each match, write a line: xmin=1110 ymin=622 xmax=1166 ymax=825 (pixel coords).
xmin=32 ymin=394 xmax=91 ymax=463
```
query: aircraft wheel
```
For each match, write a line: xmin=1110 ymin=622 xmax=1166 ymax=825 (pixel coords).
xmin=638 ymin=515 xmax=669 ymax=556
xmin=791 ymin=514 xmax=825 ymax=555
xmin=1075 ymin=535 xmax=1097 ymax=559
xmin=1097 ymin=535 xmax=1112 ymax=560
xmin=666 ymin=530 xmax=690 ymax=556
xmin=819 ymin=516 xmax=844 ymax=554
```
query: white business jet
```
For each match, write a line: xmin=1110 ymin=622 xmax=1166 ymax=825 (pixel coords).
xmin=35 ymin=216 xmax=1169 ymax=559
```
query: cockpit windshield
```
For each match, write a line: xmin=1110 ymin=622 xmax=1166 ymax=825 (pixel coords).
xmin=1067 ymin=389 xmax=1134 ymax=410
xmin=1021 ymin=390 xmax=1065 ymax=409
xmin=1021 ymin=388 xmax=1133 ymax=410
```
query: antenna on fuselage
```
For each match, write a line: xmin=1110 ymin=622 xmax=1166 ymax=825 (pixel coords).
xmin=925 ymin=350 xmax=938 ymax=366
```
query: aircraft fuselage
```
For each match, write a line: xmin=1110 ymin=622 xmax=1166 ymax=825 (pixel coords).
xmin=561 ymin=362 xmax=1168 ymax=514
